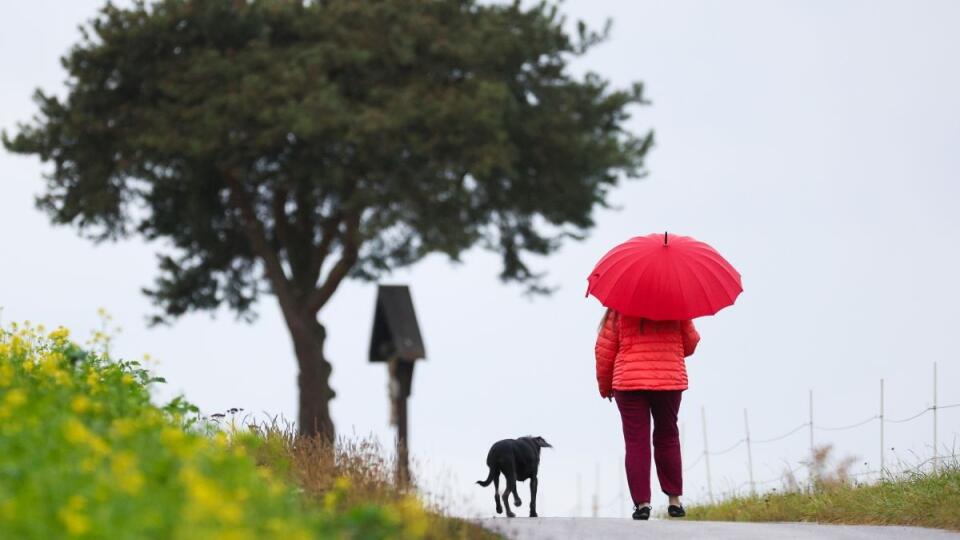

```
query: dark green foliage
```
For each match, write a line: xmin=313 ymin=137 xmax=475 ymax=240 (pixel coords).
xmin=5 ymin=0 xmax=651 ymax=436
xmin=5 ymin=0 xmax=651 ymax=319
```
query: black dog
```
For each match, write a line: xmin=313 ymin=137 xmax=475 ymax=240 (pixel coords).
xmin=476 ymin=436 xmax=552 ymax=517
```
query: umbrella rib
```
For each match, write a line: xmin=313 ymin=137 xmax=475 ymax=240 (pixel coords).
xmin=683 ymin=255 xmax=742 ymax=307
xmin=675 ymin=255 xmax=717 ymax=316
xmin=686 ymin=244 xmax=742 ymax=281
xmin=621 ymin=256 xmax=660 ymax=317
xmin=592 ymin=236 xmax=649 ymax=270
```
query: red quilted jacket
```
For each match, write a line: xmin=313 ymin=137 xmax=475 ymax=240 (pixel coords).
xmin=595 ymin=311 xmax=700 ymax=396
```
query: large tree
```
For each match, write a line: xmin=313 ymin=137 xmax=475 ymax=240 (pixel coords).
xmin=4 ymin=0 xmax=652 ymax=438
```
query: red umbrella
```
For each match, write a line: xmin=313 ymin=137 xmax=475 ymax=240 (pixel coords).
xmin=586 ymin=232 xmax=742 ymax=320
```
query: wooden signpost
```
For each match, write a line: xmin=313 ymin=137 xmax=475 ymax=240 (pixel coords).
xmin=368 ymin=285 xmax=426 ymax=485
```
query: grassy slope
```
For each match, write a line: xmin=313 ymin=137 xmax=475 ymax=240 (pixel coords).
xmin=0 ymin=321 xmax=497 ymax=539
xmin=687 ymin=466 xmax=960 ymax=531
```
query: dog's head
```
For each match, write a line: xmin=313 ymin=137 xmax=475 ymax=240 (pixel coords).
xmin=523 ymin=435 xmax=553 ymax=450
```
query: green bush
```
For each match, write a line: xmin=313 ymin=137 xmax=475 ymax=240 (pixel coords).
xmin=0 ymin=322 xmax=429 ymax=539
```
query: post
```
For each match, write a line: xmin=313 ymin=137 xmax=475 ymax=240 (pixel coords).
xmin=808 ymin=389 xmax=814 ymax=455
xmin=808 ymin=389 xmax=815 ymax=491
xmin=592 ymin=462 xmax=600 ymax=518
xmin=880 ymin=378 xmax=885 ymax=478
xmin=396 ymin=395 xmax=409 ymax=484
xmin=576 ymin=473 xmax=582 ymax=517
xmin=744 ymin=409 xmax=756 ymax=496
xmin=369 ymin=285 xmax=425 ymax=487
xmin=702 ymin=406 xmax=714 ymax=503
xmin=390 ymin=360 xmax=414 ymax=485
xmin=933 ymin=362 xmax=938 ymax=473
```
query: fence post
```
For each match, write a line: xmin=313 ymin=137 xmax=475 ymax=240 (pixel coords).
xmin=880 ymin=378 xmax=885 ymax=478
xmin=592 ymin=462 xmax=599 ymax=517
xmin=744 ymin=409 xmax=755 ymax=496
xmin=576 ymin=473 xmax=582 ymax=517
xmin=933 ymin=362 xmax=938 ymax=473
xmin=702 ymin=406 xmax=714 ymax=503
xmin=808 ymin=390 xmax=815 ymax=491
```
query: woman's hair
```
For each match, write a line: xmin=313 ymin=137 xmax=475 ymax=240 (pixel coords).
xmin=598 ymin=308 xmax=680 ymax=333
xmin=598 ymin=308 xmax=612 ymax=333
xmin=639 ymin=319 xmax=680 ymax=333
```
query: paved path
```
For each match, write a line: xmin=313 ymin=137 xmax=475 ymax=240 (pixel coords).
xmin=478 ymin=518 xmax=960 ymax=540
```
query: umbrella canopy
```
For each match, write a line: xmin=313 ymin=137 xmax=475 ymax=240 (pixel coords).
xmin=586 ymin=232 xmax=742 ymax=320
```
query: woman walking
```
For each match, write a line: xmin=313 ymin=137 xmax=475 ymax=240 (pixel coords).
xmin=586 ymin=232 xmax=741 ymax=519
xmin=595 ymin=310 xmax=700 ymax=520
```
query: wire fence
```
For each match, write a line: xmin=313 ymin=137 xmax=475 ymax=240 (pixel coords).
xmin=682 ymin=362 xmax=959 ymax=503
xmin=586 ymin=362 xmax=959 ymax=514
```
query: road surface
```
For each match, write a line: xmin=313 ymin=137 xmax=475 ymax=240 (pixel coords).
xmin=478 ymin=518 xmax=960 ymax=539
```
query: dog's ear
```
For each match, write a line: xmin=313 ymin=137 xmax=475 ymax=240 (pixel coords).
xmin=534 ymin=436 xmax=553 ymax=448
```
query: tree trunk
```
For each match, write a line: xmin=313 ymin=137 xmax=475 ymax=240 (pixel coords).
xmin=288 ymin=315 xmax=335 ymax=440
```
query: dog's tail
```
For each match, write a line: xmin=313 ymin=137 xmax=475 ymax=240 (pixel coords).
xmin=476 ymin=466 xmax=498 ymax=487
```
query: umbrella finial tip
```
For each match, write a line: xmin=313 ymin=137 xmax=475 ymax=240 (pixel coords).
xmin=664 ymin=231 xmax=668 ymax=245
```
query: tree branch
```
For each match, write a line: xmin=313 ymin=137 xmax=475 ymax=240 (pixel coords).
xmin=272 ymin=187 xmax=293 ymax=256
xmin=224 ymin=172 xmax=299 ymax=319
xmin=308 ymin=210 xmax=341 ymax=284
xmin=307 ymin=211 xmax=360 ymax=314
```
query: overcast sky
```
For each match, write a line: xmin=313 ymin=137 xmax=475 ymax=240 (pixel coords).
xmin=2 ymin=0 xmax=959 ymax=518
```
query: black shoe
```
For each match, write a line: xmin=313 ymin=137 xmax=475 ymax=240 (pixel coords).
xmin=632 ymin=505 xmax=651 ymax=520
xmin=667 ymin=504 xmax=686 ymax=518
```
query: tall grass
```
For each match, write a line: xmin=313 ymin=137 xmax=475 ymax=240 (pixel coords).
xmin=241 ymin=421 xmax=498 ymax=540
xmin=688 ymin=445 xmax=960 ymax=531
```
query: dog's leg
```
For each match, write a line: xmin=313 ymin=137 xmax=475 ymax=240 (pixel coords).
xmin=503 ymin=470 xmax=520 ymax=517
xmin=529 ymin=476 xmax=538 ymax=517
xmin=493 ymin=472 xmax=503 ymax=515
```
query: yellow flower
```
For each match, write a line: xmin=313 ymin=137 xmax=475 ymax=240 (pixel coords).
xmin=58 ymin=495 xmax=90 ymax=536
xmin=71 ymin=395 xmax=92 ymax=414
xmin=63 ymin=418 xmax=109 ymax=456
xmin=38 ymin=352 xmax=69 ymax=384
xmin=110 ymin=418 xmax=136 ymax=438
xmin=4 ymin=389 xmax=26 ymax=408
xmin=48 ymin=327 xmax=70 ymax=342
xmin=333 ymin=476 xmax=351 ymax=491
xmin=111 ymin=451 xmax=145 ymax=495
xmin=10 ymin=336 xmax=26 ymax=356
xmin=213 ymin=431 xmax=229 ymax=449
xmin=180 ymin=467 xmax=242 ymax=525
xmin=0 ymin=362 xmax=13 ymax=386
xmin=396 ymin=496 xmax=429 ymax=539
xmin=161 ymin=426 xmax=185 ymax=447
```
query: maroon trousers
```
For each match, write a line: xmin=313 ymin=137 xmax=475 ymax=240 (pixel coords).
xmin=614 ymin=389 xmax=683 ymax=504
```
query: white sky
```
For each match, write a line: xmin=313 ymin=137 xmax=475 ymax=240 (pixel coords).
xmin=2 ymin=0 xmax=959 ymax=518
